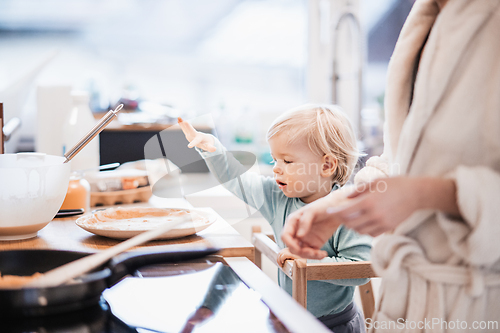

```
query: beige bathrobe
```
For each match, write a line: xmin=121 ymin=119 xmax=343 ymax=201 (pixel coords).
xmin=355 ymin=0 xmax=500 ymax=331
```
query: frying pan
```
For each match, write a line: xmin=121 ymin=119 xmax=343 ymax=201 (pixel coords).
xmin=0 ymin=246 xmax=219 ymax=317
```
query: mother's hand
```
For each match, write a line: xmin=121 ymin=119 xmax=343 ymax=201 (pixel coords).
xmin=337 ymin=176 xmax=460 ymax=236
xmin=281 ymin=186 xmax=353 ymax=259
xmin=334 ymin=177 xmax=421 ymax=237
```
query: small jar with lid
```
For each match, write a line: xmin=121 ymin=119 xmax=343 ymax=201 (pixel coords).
xmin=60 ymin=172 xmax=91 ymax=213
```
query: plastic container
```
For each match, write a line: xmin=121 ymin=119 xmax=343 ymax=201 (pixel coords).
xmin=36 ymin=85 xmax=72 ymax=156
xmin=63 ymin=91 xmax=100 ymax=171
xmin=60 ymin=172 xmax=91 ymax=213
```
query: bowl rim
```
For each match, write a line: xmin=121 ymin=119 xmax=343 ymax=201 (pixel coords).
xmin=0 ymin=153 xmax=68 ymax=169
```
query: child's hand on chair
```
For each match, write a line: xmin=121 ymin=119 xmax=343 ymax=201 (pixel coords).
xmin=178 ymin=117 xmax=216 ymax=152
xmin=277 ymin=248 xmax=302 ymax=267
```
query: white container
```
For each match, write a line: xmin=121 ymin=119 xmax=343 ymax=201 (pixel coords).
xmin=0 ymin=153 xmax=70 ymax=240
xmin=36 ymin=85 xmax=72 ymax=156
xmin=63 ymin=90 xmax=100 ymax=171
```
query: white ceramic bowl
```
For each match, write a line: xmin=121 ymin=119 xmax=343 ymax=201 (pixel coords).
xmin=0 ymin=153 xmax=70 ymax=240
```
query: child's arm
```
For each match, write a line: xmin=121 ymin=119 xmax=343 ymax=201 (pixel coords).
xmin=179 ymin=118 xmax=278 ymax=221
xmin=307 ymin=225 xmax=372 ymax=286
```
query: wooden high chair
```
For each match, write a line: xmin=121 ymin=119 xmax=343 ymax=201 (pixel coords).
xmin=251 ymin=226 xmax=378 ymax=320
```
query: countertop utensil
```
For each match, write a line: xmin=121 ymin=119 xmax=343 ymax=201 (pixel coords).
xmin=64 ymin=104 xmax=123 ymax=164
xmin=54 ymin=208 xmax=85 ymax=218
xmin=79 ymin=162 xmax=121 ymax=173
xmin=24 ymin=216 xmax=188 ymax=289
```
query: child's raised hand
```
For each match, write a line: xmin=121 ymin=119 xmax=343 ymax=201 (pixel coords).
xmin=178 ymin=117 xmax=216 ymax=152
xmin=277 ymin=248 xmax=302 ymax=267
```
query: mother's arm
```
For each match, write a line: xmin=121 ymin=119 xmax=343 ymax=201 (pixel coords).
xmin=334 ymin=176 xmax=460 ymax=236
xmin=345 ymin=165 xmax=500 ymax=266
xmin=282 ymin=175 xmax=461 ymax=259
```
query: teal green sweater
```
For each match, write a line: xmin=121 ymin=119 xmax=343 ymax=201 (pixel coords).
xmin=196 ymin=136 xmax=372 ymax=318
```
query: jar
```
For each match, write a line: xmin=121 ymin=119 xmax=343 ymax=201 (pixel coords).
xmin=60 ymin=172 xmax=91 ymax=213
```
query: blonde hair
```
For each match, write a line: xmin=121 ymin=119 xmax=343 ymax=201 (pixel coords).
xmin=266 ymin=104 xmax=361 ymax=186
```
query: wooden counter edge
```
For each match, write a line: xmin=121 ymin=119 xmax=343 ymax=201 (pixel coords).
xmin=217 ymin=248 xmax=255 ymax=263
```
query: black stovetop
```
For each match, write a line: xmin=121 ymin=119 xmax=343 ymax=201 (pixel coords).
xmin=4 ymin=262 xmax=290 ymax=333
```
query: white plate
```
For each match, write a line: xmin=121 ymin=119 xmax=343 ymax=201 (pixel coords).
xmin=75 ymin=207 xmax=217 ymax=240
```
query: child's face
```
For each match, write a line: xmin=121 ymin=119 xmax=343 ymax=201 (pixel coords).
xmin=269 ymin=133 xmax=332 ymax=203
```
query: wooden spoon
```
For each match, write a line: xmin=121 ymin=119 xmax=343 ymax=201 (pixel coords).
xmin=24 ymin=216 xmax=188 ymax=289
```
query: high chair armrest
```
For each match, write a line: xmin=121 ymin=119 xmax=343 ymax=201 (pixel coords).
xmin=252 ymin=232 xmax=290 ymax=274
xmin=251 ymin=225 xmax=377 ymax=318
xmin=306 ymin=261 xmax=376 ymax=280
xmin=252 ymin=232 xmax=281 ymax=262
xmin=251 ymin=227 xmax=376 ymax=280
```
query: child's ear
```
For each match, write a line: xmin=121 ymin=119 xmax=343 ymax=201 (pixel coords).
xmin=321 ymin=154 xmax=337 ymax=178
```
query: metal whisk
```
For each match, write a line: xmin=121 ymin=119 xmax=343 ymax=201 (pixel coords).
xmin=63 ymin=104 xmax=123 ymax=163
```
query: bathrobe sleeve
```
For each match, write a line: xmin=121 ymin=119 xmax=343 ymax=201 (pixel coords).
xmin=354 ymin=155 xmax=391 ymax=184
xmin=437 ymin=166 xmax=500 ymax=266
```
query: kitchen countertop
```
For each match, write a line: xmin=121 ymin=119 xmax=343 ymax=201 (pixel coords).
xmin=0 ymin=196 xmax=255 ymax=262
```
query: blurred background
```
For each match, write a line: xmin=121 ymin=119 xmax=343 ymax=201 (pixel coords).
xmin=0 ymin=0 xmax=415 ymax=165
